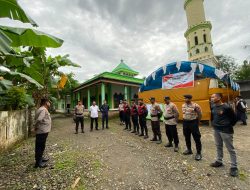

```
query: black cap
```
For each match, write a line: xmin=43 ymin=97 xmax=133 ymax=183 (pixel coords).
xmin=164 ymin=96 xmax=170 ymax=100
xmin=149 ymin=97 xmax=155 ymax=101
xmin=184 ymin=94 xmax=192 ymax=99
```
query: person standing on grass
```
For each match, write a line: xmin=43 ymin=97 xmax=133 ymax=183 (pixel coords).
xmin=34 ymin=98 xmax=51 ymax=168
xmin=118 ymin=100 xmax=125 ymax=125
xmin=210 ymin=93 xmax=239 ymax=177
xmin=182 ymin=95 xmax=202 ymax=161
xmin=163 ymin=96 xmax=180 ymax=152
xmin=138 ymin=98 xmax=149 ymax=139
xmin=130 ymin=99 xmax=139 ymax=135
xmin=74 ymin=101 xmax=84 ymax=134
xmin=89 ymin=101 xmax=99 ymax=131
xmin=150 ymin=97 xmax=163 ymax=144
xmin=100 ymin=100 xmax=109 ymax=129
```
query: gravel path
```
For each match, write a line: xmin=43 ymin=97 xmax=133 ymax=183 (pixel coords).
xmin=0 ymin=116 xmax=249 ymax=190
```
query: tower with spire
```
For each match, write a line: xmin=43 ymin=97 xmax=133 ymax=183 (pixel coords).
xmin=184 ymin=0 xmax=217 ymax=67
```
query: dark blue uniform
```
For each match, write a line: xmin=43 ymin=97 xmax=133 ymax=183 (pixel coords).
xmin=100 ymin=104 xmax=109 ymax=129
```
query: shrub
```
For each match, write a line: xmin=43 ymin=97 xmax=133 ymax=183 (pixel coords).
xmin=6 ymin=87 xmax=27 ymax=110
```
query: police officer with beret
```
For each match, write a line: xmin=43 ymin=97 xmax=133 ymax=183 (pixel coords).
xmin=123 ymin=99 xmax=132 ymax=131
xmin=138 ymin=98 xmax=149 ymax=139
xmin=163 ymin=96 xmax=179 ymax=152
xmin=150 ymin=97 xmax=163 ymax=144
xmin=182 ymin=95 xmax=202 ymax=161
xmin=131 ymin=99 xmax=140 ymax=135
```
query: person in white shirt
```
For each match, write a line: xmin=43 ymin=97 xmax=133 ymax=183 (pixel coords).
xmin=89 ymin=101 xmax=99 ymax=131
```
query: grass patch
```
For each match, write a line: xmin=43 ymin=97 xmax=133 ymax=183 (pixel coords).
xmin=187 ymin=164 xmax=193 ymax=173
xmin=239 ymin=169 xmax=248 ymax=181
xmin=54 ymin=159 xmax=75 ymax=170
xmin=93 ymin=160 xmax=102 ymax=171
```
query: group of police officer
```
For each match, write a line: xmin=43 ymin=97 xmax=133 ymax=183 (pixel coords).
xmin=119 ymin=99 xmax=149 ymax=138
xmin=118 ymin=94 xmax=203 ymax=161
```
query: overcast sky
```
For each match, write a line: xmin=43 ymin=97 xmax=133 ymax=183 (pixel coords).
xmin=3 ymin=0 xmax=250 ymax=82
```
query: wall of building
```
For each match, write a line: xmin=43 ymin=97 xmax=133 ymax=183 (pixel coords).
xmin=112 ymin=84 xmax=125 ymax=108
xmin=0 ymin=109 xmax=35 ymax=151
xmin=238 ymin=81 xmax=250 ymax=106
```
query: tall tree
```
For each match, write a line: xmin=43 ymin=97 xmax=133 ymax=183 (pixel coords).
xmin=235 ymin=60 xmax=250 ymax=80
xmin=216 ymin=55 xmax=239 ymax=79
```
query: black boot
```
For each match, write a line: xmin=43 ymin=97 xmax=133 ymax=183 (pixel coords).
xmin=42 ymin=157 xmax=49 ymax=162
xmin=183 ymin=149 xmax=193 ymax=155
xmin=156 ymin=136 xmax=162 ymax=144
xmin=165 ymin=143 xmax=173 ymax=148
xmin=174 ymin=145 xmax=179 ymax=152
xmin=150 ymin=137 xmax=157 ymax=141
xmin=195 ymin=153 xmax=202 ymax=161
xmin=34 ymin=160 xmax=48 ymax=168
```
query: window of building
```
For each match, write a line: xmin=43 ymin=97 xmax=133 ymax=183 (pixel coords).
xmin=205 ymin=47 xmax=208 ymax=52
xmin=195 ymin=36 xmax=198 ymax=45
xmin=203 ymin=34 xmax=207 ymax=43
xmin=196 ymin=49 xmax=200 ymax=54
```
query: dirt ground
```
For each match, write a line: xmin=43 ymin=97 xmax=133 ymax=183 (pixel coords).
xmin=0 ymin=116 xmax=249 ymax=190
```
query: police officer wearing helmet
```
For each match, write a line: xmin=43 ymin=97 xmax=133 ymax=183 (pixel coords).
xmin=182 ymin=95 xmax=202 ymax=161
xmin=150 ymin=97 xmax=163 ymax=144
xmin=163 ymin=96 xmax=179 ymax=152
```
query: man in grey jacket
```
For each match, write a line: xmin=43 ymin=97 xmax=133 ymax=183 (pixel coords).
xmin=34 ymin=98 xmax=52 ymax=168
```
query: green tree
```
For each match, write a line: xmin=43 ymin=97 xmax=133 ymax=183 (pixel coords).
xmin=0 ymin=0 xmax=67 ymax=109
xmin=235 ymin=60 xmax=250 ymax=80
xmin=216 ymin=55 xmax=239 ymax=79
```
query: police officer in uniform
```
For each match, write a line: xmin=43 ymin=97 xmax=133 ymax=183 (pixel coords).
xmin=163 ymin=96 xmax=179 ymax=152
xmin=123 ymin=99 xmax=132 ymax=131
xmin=74 ymin=100 xmax=85 ymax=134
xmin=150 ymin=97 xmax=163 ymax=144
xmin=182 ymin=95 xmax=202 ymax=161
xmin=131 ymin=99 xmax=139 ymax=135
xmin=138 ymin=99 xmax=148 ymax=139
xmin=100 ymin=100 xmax=109 ymax=129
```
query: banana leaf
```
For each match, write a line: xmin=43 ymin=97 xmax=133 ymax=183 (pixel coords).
xmin=0 ymin=25 xmax=63 ymax=48
xmin=0 ymin=78 xmax=12 ymax=90
xmin=0 ymin=0 xmax=38 ymax=26
xmin=0 ymin=30 xmax=15 ymax=54
xmin=0 ymin=65 xmax=43 ymax=88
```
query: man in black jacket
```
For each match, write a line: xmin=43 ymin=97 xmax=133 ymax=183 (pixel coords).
xmin=100 ymin=100 xmax=109 ymax=129
xmin=210 ymin=93 xmax=238 ymax=177
xmin=235 ymin=96 xmax=248 ymax=125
